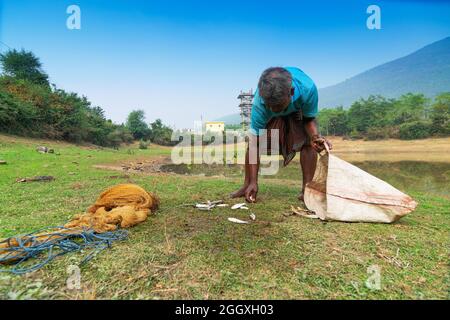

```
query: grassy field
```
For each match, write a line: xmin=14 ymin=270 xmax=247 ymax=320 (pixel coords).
xmin=0 ymin=134 xmax=449 ymax=299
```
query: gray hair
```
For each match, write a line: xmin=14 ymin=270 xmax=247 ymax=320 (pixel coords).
xmin=258 ymin=67 xmax=292 ymax=110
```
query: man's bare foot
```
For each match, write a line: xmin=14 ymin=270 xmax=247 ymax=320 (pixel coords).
xmin=230 ymin=185 xmax=248 ymax=198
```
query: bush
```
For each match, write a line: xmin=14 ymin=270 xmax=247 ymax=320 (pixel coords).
xmin=366 ymin=127 xmax=389 ymax=140
xmin=0 ymin=90 xmax=37 ymax=135
xmin=0 ymin=76 xmax=133 ymax=147
xmin=349 ymin=129 xmax=363 ymax=140
xmin=126 ymin=110 xmax=151 ymax=140
xmin=139 ymin=139 xmax=149 ymax=149
xmin=399 ymin=121 xmax=432 ymax=140
xmin=430 ymin=93 xmax=450 ymax=136
xmin=385 ymin=126 xmax=400 ymax=139
xmin=149 ymin=119 xmax=176 ymax=146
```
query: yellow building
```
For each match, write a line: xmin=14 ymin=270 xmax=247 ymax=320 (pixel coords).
xmin=205 ymin=121 xmax=225 ymax=133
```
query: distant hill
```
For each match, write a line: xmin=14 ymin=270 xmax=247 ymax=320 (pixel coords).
xmin=215 ymin=113 xmax=242 ymax=125
xmin=319 ymin=37 xmax=450 ymax=108
xmin=216 ymin=37 xmax=450 ymax=123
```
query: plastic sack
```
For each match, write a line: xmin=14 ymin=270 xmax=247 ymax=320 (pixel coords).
xmin=304 ymin=151 xmax=417 ymax=223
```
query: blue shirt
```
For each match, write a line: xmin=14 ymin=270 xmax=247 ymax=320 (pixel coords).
xmin=249 ymin=67 xmax=318 ymax=136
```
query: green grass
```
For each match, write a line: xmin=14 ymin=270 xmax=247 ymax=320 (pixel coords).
xmin=0 ymin=134 xmax=449 ymax=299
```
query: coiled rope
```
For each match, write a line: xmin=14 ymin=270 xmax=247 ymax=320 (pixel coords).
xmin=0 ymin=226 xmax=128 ymax=274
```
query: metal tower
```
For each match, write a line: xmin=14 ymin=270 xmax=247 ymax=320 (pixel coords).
xmin=237 ymin=89 xmax=254 ymax=130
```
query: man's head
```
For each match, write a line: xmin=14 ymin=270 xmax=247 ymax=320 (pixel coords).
xmin=258 ymin=67 xmax=293 ymax=113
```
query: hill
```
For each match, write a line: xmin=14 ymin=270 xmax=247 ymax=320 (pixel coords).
xmin=215 ymin=113 xmax=242 ymax=125
xmin=319 ymin=37 xmax=450 ymax=108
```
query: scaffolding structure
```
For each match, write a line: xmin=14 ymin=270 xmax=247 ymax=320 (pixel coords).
xmin=237 ymin=89 xmax=254 ymax=130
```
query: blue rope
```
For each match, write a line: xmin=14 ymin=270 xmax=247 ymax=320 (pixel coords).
xmin=0 ymin=226 xmax=129 ymax=274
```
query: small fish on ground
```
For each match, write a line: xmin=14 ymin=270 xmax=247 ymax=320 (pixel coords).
xmin=36 ymin=146 xmax=54 ymax=154
xmin=194 ymin=200 xmax=225 ymax=211
xmin=231 ymin=203 xmax=249 ymax=210
xmin=227 ymin=217 xmax=249 ymax=224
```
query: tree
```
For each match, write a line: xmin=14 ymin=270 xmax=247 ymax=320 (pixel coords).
xmin=430 ymin=93 xmax=450 ymax=136
xmin=149 ymin=119 xmax=174 ymax=146
xmin=0 ymin=49 xmax=49 ymax=85
xmin=399 ymin=121 xmax=431 ymax=140
xmin=390 ymin=93 xmax=429 ymax=125
xmin=0 ymin=49 xmax=143 ymax=147
xmin=347 ymin=95 xmax=395 ymax=134
xmin=318 ymin=106 xmax=349 ymax=136
xmin=126 ymin=110 xmax=150 ymax=140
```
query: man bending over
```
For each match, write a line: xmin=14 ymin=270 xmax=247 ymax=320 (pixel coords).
xmin=231 ymin=67 xmax=331 ymax=203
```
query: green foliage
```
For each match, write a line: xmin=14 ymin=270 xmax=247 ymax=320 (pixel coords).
xmin=347 ymin=95 xmax=395 ymax=134
xmin=0 ymin=88 xmax=37 ymax=135
xmin=0 ymin=49 xmax=135 ymax=147
xmin=318 ymin=106 xmax=349 ymax=136
xmin=139 ymin=139 xmax=149 ymax=149
xmin=366 ymin=127 xmax=389 ymax=140
xmin=149 ymin=119 xmax=175 ymax=146
xmin=224 ymin=124 xmax=242 ymax=130
xmin=0 ymin=76 xmax=131 ymax=147
xmin=319 ymin=93 xmax=449 ymax=140
xmin=125 ymin=110 xmax=150 ymax=140
xmin=105 ymin=125 xmax=134 ymax=149
xmin=348 ymin=129 xmax=363 ymax=140
xmin=399 ymin=121 xmax=432 ymax=140
xmin=430 ymin=93 xmax=450 ymax=136
xmin=390 ymin=93 xmax=428 ymax=125
xmin=0 ymin=49 xmax=49 ymax=86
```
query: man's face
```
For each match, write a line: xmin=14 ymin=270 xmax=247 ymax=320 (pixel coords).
xmin=267 ymin=88 xmax=294 ymax=113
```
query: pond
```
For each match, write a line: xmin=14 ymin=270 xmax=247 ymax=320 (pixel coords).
xmin=160 ymin=160 xmax=450 ymax=198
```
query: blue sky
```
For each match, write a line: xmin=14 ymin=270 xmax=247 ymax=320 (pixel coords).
xmin=1 ymin=0 xmax=449 ymax=128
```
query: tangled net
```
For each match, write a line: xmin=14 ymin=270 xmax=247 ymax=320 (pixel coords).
xmin=0 ymin=184 xmax=159 ymax=274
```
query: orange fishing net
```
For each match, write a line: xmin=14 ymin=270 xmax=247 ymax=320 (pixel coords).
xmin=65 ymin=184 xmax=159 ymax=233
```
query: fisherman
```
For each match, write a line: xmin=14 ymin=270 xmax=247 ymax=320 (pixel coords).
xmin=231 ymin=67 xmax=331 ymax=203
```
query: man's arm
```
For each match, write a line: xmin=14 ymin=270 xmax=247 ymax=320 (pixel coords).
xmin=303 ymin=117 xmax=332 ymax=152
xmin=304 ymin=117 xmax=319 ymax=137
xmin=301 ymin=85 xmax=332 ymax=152
xmin=244 ymin=134 xmax=260 ymax=202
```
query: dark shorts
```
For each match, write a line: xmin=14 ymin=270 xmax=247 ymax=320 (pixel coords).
xmin=260 ymin=110 xmax=311 ymax=167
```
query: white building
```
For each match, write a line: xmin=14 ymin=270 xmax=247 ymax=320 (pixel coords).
xmin=205 ymin=121 xmax=225 ymax=133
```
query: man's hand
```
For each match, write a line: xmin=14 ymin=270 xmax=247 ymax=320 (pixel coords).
xmin=245 ymin=183 xmax=258 ymax=203
xmin=311 ymin=134 xmax=333 ymax=153
xmin=304 ymin=120 xmax=332 ymax=152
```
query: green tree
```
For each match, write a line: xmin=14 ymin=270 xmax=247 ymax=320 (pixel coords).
xmin=0 ymin=90 xmax=37 ymax=135
xmin=399 ymin=120 xmax=431 ymax=140
xmin=430 ymin=93 xmax=450 ymax=136
xmin=347 ymin=95 xmax=395 ymax=134
xmin=126 ymin=110 xmax=150 ymax=140
xmin=390 ymin=93 xmax=429 ymax=125
xmin=318 ymin=106 xmax=349 ymax=136
xmin=149 ymin=119 xmax=174 ymax=146
xmin=0 ymin=49 xmax=49 ymax=86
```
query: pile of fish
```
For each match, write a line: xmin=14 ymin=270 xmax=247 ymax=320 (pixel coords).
xmin=194 ymin=201 xmax=251 ymax=211
xmin=193 ymin=200 xmax=255 ymax=224
xmin=194 ymin=200 xmax=229 ymax=211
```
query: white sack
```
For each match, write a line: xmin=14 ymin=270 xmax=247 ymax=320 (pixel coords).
xmin=304 ymin=152 xmax=417 ymax=223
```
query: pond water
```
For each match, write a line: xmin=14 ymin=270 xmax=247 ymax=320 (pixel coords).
xmin=160 ymin=160 xmax=450 ymax=198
